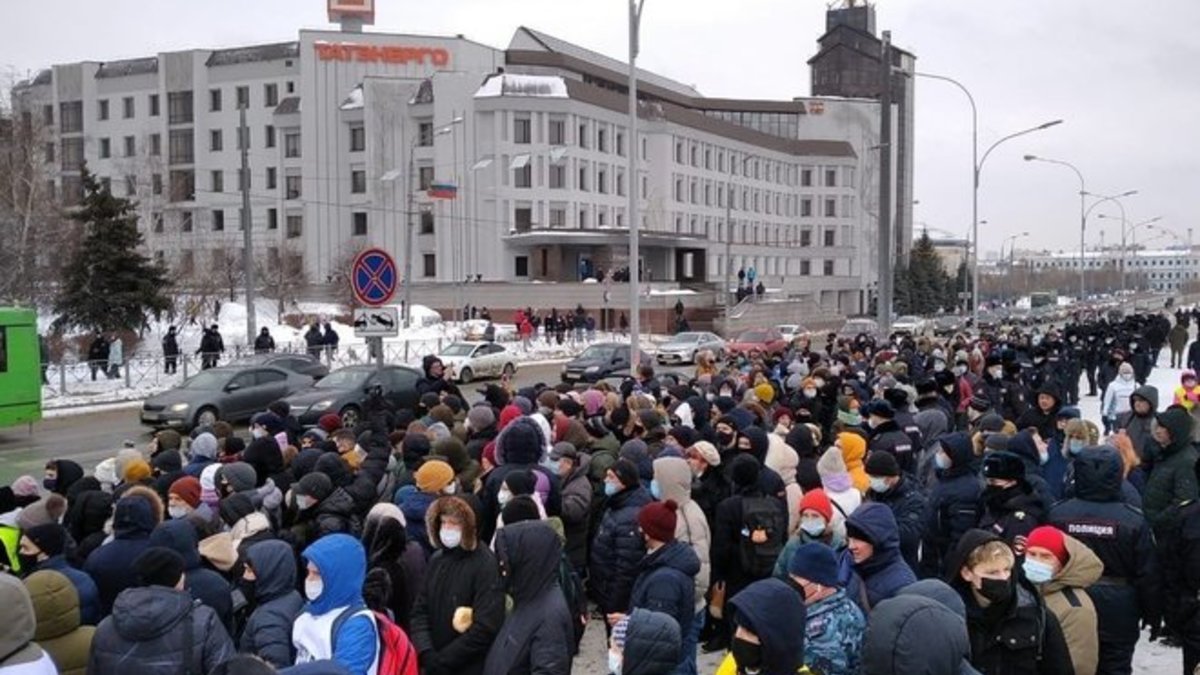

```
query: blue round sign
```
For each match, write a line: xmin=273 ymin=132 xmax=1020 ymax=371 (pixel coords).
xmin=351 ymin=248 xmax=398 ymax=307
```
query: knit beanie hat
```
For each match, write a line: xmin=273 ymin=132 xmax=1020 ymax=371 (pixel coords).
xmin=982 ymin=451 xmax=1025 ymax=482
xmin=498 ymin=404 xmax=523 ymax=431
xmin=788 ymin=542 xmax=840 ymax=587
xmin=10 ymin=475 xmax=39 ymax=498
xmin=16 ymin=495 xmax=67 ymax=530
xmin=135 ymin=547 xmax=185 ymax=588
xmin=1025 ymin=526 xmax=1069 ymax=566
xmin=123 ymin=459 xmax=152 ymax=483
xmin=798 ymin=488 xmax=834 ymax=522
xmin=467 ymin=405 xmax=496 ymax=432
xmin=864 ymin=450 xmax=901 ymax=478
xmin=189 ymin=432 xmax=219 ymax=460
xmin=295 ymin=472 xmax=334 ymax=502
xmin=22 ymin=523 xmax=67 ymax=558
xmin=155 ymin=429 xmax=183 ymax=454
xmin=728 ymin=454 xmax=761 ymax=489
xmin=318 ymin=413 xmax=343 ymax=434
xmin=500 ymin=495 xmax=543 ymax=526
xmin=638 ymin=500 xmax=678 ymax=543
xmin=152 ymin=450 xmax=183 ymax=474
xmin=218 ymin=462 xmax=258 ymax=493
xmin=169 ymin=476 xmax=202 ymax=509
xmin=610 ymin=458 xmax=641 ymax=490
xmin=687 ymin=441 xmax=722 ymax=467
xmin=817 ymin=446 xmax=852 ymax=493
xmin=415 ymin=459 xmax=455 ymax=494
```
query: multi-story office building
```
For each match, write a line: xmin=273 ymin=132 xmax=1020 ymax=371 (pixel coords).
xmin=13 ymin=20 xmax=900 ymax=315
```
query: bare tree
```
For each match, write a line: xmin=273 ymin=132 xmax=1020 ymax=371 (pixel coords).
xmin=258 ymin=242 xmax=307 ymax=319
xmin=208 ymin=249 xmax=244 ymax=303
xmin=328 ymin=242 xmax=370 ymax=310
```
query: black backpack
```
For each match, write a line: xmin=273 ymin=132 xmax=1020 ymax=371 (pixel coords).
xmin=738 ymin=496 xmax=786 ymax=579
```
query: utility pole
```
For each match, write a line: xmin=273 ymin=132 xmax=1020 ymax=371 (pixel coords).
xmin=239 ymin=105 xmax=256 ymax=345
xmin=876 ymin=31 xmax=893 ymax=333
xmin=403 ymin=135 xmax=416 ymax=328
xmin=627 ymin=0 xmax=646 ymax=369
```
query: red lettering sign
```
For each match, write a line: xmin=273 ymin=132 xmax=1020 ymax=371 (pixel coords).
xmin=328 ymin=0 xmax=375 ymax=25
xmin=314 ymin=41 xmax=451 ymax=67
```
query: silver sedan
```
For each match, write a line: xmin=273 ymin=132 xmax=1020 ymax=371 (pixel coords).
xmin=656 ymin=332 xmax=725 ymax=365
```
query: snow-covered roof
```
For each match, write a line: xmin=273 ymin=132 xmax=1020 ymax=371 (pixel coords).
xmin=340 ymin=85 xmax=364 ymax=110
xmin=475 ymin=73 xmax=569 ymax=99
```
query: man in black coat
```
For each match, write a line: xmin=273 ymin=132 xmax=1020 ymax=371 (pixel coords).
xmin=162 ymin=326 xmax=180 ymax=374
xmin=864 ymin=400 xmax=916 ymax=475
xmin=87 ymin=332 xmax=109 ymax=381
xmin=920 ymin=432 xmax=982 ymax=579
xmin=1161 ymin=485 xmax=1200 ymax=674
xmin=1049 ymin=447 xmax=1162 ymax=675
xmin=864 ymin=450 xmax=926 ymax=574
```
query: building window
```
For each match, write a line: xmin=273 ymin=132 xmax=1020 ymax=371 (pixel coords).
xmin=265 ymin=125 xmax=276 ymax=148
xmin=152 ymin=173 xmax=163 ymax=195
xmin=209 ymin=89 xmax=222 ymax=112
xmin=264 ymin=83 xmax=278 ymax=107
xmin=824 ymin=228 xmax=836 ymax=247
xmin=515 ymin=208 xmax=532 ymax=232
xmin=284 ymin=133 xmax=300 ymax=158
xmin=578 ymin=166 xmax=588 ymax=192
xmin=616 ymin=132 xmax=625 ymax=157
xmin=124 ymin=136 xmax=136 ymax=157
xmin=549 ymin=208 xmax=566 ymax=228
xmin=418 ymin=166 xmax=434 ymax=191
xmin=210 ymin=129 xmax=223 ymax=152
xmin=515 ymin=256 xmax=529 ymax=277
xmin=352 ymin=212 xmax=367 ymax=236
xmin=825 ymin=168 xmax=837 ymax=187
xmin=211 ymin=170 xmax=224 ymax=193
xmin=99 ymin=138 xmax=111 ymax=159
xmin=423 ymin=254 xmax=436 ymax=277
xmin=578 ymin=123 xmax=589 ymax=149
xmin=823 ymin=260 xmax=835 ymax=276
xmin=169 ymin=130 xmax=194 ymax=163
xmin=598 ymin=129 xmax=608 ymax=153
xmin=800 ymin=229 xmax=812 ymax=247
xmin=418 ymin=122 xmax=433 ymax=147
xmin=149 ymin=94 xmax=160 ymax=117
xmin=150 ymin=133 xmax=161 ymax=156
xmin=179 ymin=211 xmax=193 ymax=233
xmin=514 ymin=118 xmax=532 ymax=144
xmin=549 ymin=164 xmax=565 ymax=189
xmin=420 ymin=210 xmax=434 ymax=234
xmin=167 ymin=91 xmax=193 ymax=124
xmin=98 ymin=99 xmax=109 ymax=121
xmin=514 ymin=164 xmax=532 ymax=188
xmin=286 ymin=81 xmax=295 ymax=94
xmin=578 ymin=209 xmax=588 ymax=229
xmin=549 ymin=119 xmax=565 ymax=145
xmin=122 ymin=97 xmax=135 ymax=119
xmin=60 ymin=101 xmax=83 ymax=133
xmin=170 ymin=170 xmax=195 ymax=201
xmin=349 ymin=126 xmax=365 ymax=152
xmin=801 ymin=168 xmax=813 ymax=187
xmin=152 ymin=212 xmax=164 ymax=233
xmin=285 ymin=175 xmax=301 ymax=199
xmin=800 ymin=260 xmax=811 ymax=276
xmin=43 ymin=104 xmax=54 ymax=126
xmin=286 ymin=215 xmax=302 ymax=238
xmin=212 ymin=210 xmax=225 ymax=231
xmin=617 ymin=172 xmax=625 ymax=197
xmin=235 ymin=86 xmax=248 ymax=109
xmin=824 ymin=198 xmax=836 ymax=217
xmin=801 ymin=198 xmax=812 ymax=217
xmin=266 ymin=167 xmax=277 ymax=189
xmin=675 ymin=141 xmax=684 ymax=164
xmin=267 ymin=208 xmax=278 ymax=230
xmin=351 ymin=169 xmax=367 ymax=194
xmin=125 ymin=175 xmax=137 ymax=196
xmin=597 ymin=169 xmax=607 ymax=194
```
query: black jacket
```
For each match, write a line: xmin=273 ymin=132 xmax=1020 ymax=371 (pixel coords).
xmin=1161 ymin=498 xmax=1200 ymax=639
xmin=868 ymin=420 xmax=917 ymax=474
xmin=589 ymin=485 xmax=652 ymax=613
xmin=979 ymin=482 xmax=1047 ymax=546
xmin=920 ymin=433 xmax=982 ymax=579
xmin=867 ymin=476 xmax=926 ymax=574
xmin=623 ymin=608 xmax=683 ymax=675
xmin=88 ymin=586 xmax=235 ymax=675
xmin=149 ymin=519 xmax=233 ymax=631
xmin=628 ymin=540 xmax=700 ymax=644
xmin=239 ymin=540 xmax=304 ymax=667
xmin=1048 ymin=447 xmax=1162 ymax=644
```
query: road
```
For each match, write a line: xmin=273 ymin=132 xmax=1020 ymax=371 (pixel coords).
xmin=0 ymin=360 xmax=693 ymax=485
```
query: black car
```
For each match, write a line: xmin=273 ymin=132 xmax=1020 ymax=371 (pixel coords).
xmin=283 ymin=364 xmax=421 ymax=428
xmin=561 ymin=343 xmax=653 ymax=383
xmin=230 ymin=353 xmax=330 ymax=380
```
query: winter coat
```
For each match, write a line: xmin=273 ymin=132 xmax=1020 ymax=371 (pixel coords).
xmin=1101 ymin=375 xmax=1137 ymax=421
xmin=0 ymin=574 xmax=57 ymax=675
xmin=690 ymin=465 xmax=727 ymax=526
xmin=921 ymin=432 xmax=983 ymax=579
xmin=654 ymin=456 xmax=712 ymax=611
xmin=292 ymin=534 xmax=377 ymax=674
xmin=588 ymin=485 xmax=652 ymax=613
xmin=866 ymin=475 xmax=926 ymax=574
xmin=479 ymin=419 xmax=563 ymax=542
xmin=861 ymin=593 xmax=974 ymax=675
xmin=724 ymin=578 xmax=807 ymax=675
xmin=397 ymin=489 xmax=438 ymax=554
xmin=30 ymin=555 xmax=101 ymax=626
xmin=240 ymin=540 xmax=305 ymax=667
xmin=362 ymin=514 xmax=426 ymax=631
xmin=559 ymin=455 xmax=593 ymax=570
xmin=1048 ymin=448 xmax=1161 ymax=648
xmin=83 ymin=495 xmax=157 ymax=615
xmin=1036 ymin=534 xmax=1102 ymax=675
xmin=766 ymin=433 xmax=804 ymax=535
xmin=411 ymin=497 xmax=505 ymax=675
xmin=802 ymin=587 xmax=866 ymax=675
xmin=979 ymin=481 xmax=1048 ymax=547
xmin=1115 ymin=386 xmax=1158 ymax=461
xmin=1143 ymin=407 xmax=1200 ymax=528
xmin=621 ymin=608 xmax=682 ymax=675
xmin=87 ymin=585 xmax=234 ymax=675
xmin=868 ymin=420 xmax=916 ymax=474
xmin=482 ymin=522 xmax=573 ymax=675
xmin=149 ymin=518 xmax=233 ymax=631
xmin=1161 ymin=499 xmax=1200 ymax=650
xmin=24 ymin=570 xmax=95 ymax=675
xmin=845 ymin=503 xmax=916 ymax=607
xmin=628 ymin=540 xmax=700 ymax=646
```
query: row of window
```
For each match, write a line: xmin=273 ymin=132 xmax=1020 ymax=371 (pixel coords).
xmin=173 ymin=246 xmax=302 ymax=278
xmin=88 ymin=81 xmax=297 ymax=125
xmin=673 ymin=176 xmax=854 ymax=219
xmin=718 ymin=255 xmax=840 ymax=278
xmin=673 ymin=138 xmax=851 ymax=189
xmin=508 ymin=158 xmax=628 ymax=195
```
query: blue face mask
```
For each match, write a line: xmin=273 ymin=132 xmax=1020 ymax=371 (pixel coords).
xmin=1022 ymin=558 xmax=1055 ymax=584
xmin=649 ymin=479 xmax=662 ymax=500
xmin=604 ymin=481 xmax=620 ymax=497
xmin=935 ymin=452 xmax=952 ymax=470
xmin=1068 ymin=439 xmax=1086 ymax=456
xmin=1038 ymin=450 xmax=1050 ymax=466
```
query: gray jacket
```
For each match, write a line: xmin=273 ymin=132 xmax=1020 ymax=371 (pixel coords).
xmin=87 ymin=586 xmax=234 ymax=675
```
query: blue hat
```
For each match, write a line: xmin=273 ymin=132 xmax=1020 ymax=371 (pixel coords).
xmin=1056 ymin=406 xmax=1081 ymax=420
xmin=863 ymin=399 xmax=895 ymax=420
xmin=787 ymin=542 xmax=840 ymax=587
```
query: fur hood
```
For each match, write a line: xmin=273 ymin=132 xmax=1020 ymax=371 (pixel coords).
xmin=424 ymin=495 xmax=479 ymax=551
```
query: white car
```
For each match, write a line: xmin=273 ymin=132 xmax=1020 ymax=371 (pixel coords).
xmin=438 ymin=341 xmax=517 ymax=383
xmin=656 ymin=331 xmax=725 ymax=365
xmin=892 ymin=315 xmax=927 ymax=335
xmin=775 ymin=324 xmax=811 ymax=343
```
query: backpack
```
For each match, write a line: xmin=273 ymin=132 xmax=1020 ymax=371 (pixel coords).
xmin=332 ymin=607 xmax=418 ymax=675
xmin=737 ymin=496 xmax=786 ymax=579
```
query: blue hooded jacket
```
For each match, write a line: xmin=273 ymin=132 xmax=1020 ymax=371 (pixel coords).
xmin=83 ymin=495 xmax=156 ymax=614
xmin=728 ymin=578 xmax=807 ymax=675
xmin=845 ymin=503 xmax=916 ymax=607
xmin=150 ymin=518 xmax=233 ymax=629
xmin=302 ymin=534 xmax=376 ymax=675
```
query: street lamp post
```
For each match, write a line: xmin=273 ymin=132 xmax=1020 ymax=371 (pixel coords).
xmin=722 ymin=154 xmax=756 ymax=313
xmin=1100 ymin=213 xmax=1160 ymax=293
xmin=627 ymin=0 xmax=647 ymax=370
xmin=1082 ymin=191 xmax=1137 ymax=295
xmin=434 ymin=117 xmax=464 ymax=321
xmin=1023 ymin=155 xmax=1085 ymax=299
xmin=913 ymin=72 xmax=1061 ymax=322
xmin=1001 ymin=231 xmax=1030 ymax=302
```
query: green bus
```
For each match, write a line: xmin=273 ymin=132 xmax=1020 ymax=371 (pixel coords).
xmin=0 ymin=308 xmax=42 ymax=428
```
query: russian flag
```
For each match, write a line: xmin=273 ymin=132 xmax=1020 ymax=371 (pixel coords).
xmin=428 ymin=182 xmax=457 ymax=199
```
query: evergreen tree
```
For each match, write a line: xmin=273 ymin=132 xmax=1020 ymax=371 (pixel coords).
xmin=53 ymin=166 xmax=172 ymax=333
xmin=895 ymin=232 xmax=957 ymax=315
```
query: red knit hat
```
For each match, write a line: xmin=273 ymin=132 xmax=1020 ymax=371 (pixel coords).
xmin=772 ymin=407 xmax=794 ymax=425
xmin=498 ymin=404 xmax=523 ymax=431
xmin=318 ymin=413 xmax=342 ymax=434
xmin=638 ymin=500 xmax=678 ymax=543
xmin=798 ymin=488 xmax=834 ymax=523
xmin=169 ymin=476 xmax=202 ymax=509
xmin=1025 ymin=526 xmax=1068 ymax=565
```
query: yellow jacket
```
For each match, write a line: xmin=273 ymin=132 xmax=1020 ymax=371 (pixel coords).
xmin=714 ymin=653 xmax=813 ymax=675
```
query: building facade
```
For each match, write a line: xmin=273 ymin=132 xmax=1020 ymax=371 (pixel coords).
xmin=13 ymin=22 xmax=895 ymax=315
xmin=1022 ymin=248 xmax=1200 ymax=293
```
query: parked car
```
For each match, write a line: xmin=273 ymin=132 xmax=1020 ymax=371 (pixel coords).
xmin=283 ymin=364 xmax=422 ymax=428
xmin=561 ymin=343 xmax=652 ymax=383
xmin=932 ymin=315 xmax=964 ymax=336
xmin=775 ymin=324 xmax=811 ymax=343
xmin=462 ymin=320 xmax=516 ymax=342
xmin=656 ymin=332 xmax=725 ymax=365
xmin=891 ymin=315 xmax=927 ymax=335
xmin=837 ymin=318 xmax=882 ymax=340
xmin=726 ymin=328 xmax=789 ymax=357
xmin=140 ymin=366 xmax=314 ymax=431
xmin=438 ymin=341 xmax=517 ymax=383
xmin=230 ymin=353 xmax=330 ymax=380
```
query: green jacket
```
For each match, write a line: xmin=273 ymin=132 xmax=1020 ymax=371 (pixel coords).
xmin=1143 ymin=408 xmax=1200 ymax=527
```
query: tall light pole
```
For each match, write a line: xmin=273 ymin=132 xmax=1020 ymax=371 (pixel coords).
xmin=914 ymin=71 xmax=1061 ymax=322
xmin=1023 ymin=155 xmax=1085 ymax=300
xmin=1083 ymin=191 xmax=1137 ymax=295
xmin=627 ymin=0 xmax=646 ymax=370
xmin=1100 ymin=212 xmax=1160 ymax=293
xmin=434 ymin=117 xmax=464 ymax=320
xmin=1001 ymin=231 xmax=1029 ymax=302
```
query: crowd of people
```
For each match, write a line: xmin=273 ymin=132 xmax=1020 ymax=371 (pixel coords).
xmin=5 ymin=307 xmax=1200 ymax=675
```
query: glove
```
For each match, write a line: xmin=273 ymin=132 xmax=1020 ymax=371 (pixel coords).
xmin=1142 ymin=617 xmax=1163 ymax=642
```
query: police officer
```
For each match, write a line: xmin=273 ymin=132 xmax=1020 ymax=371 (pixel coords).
xmin=1049 ymin=446 xmax=1162 ymax=675
xmin=978 ymin=451 xmax=1047 ymax=547
xmin=863 ymin=400 xmax=915 ymax=476
xmin=1161 ymin=488 xmax=1200 ymax=674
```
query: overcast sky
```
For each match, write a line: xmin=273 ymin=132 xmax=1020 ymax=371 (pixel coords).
xmin=3 ymin=0 xmax=1197 ymax=257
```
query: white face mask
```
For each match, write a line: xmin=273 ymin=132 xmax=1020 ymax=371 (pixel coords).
xmin=440 ymin=527 xmax=463 ymax=549
xmin=803 ymin=388 xmax=817 ymax=398
xmin=988 ymin=367 xmax=1003 ymax=379
xmin=443 ymin=482 xmax=458 ymax=495
xmin=305 ymin=578 xmax=323 ymax=601
xmin=498 ymin=488 xmax=512 ymax=507
xmin=296 ymin=495 xmax=316 ymax=511
xmin=168 ymin=505 xmax=190 ymax=520
xmin=869 ymin=477 xmax=890 ymax=493
xmin=251 ymin=427 xmax=267 ymax=439
xmin=800 ymin=518 xmax=827 ymax=536
xmin=953 ymin=365 xmax=967 ymax=376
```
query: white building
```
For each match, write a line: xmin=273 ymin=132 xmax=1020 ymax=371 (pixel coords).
xmin=1023 ymin=248 xmax=1200 ymax=292
xmin=13 ymin=23 xmax=894 ymax=315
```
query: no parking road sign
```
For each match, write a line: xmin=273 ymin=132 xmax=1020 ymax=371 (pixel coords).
xmin=351 ymin=248 xmax=398 ymax=307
